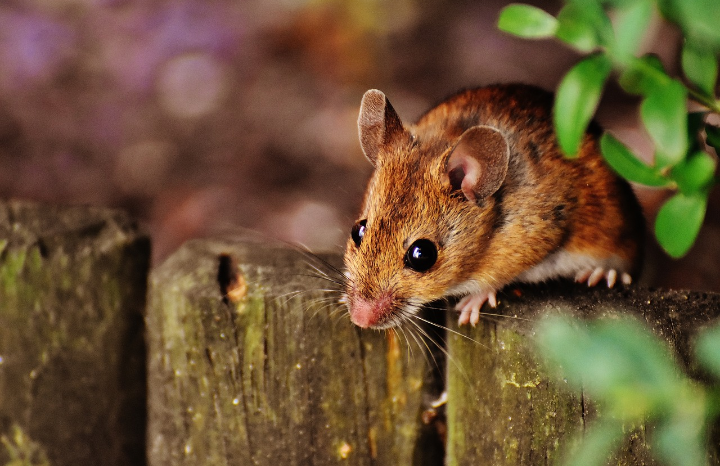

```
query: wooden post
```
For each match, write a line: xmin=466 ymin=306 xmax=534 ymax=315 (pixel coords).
xmin=4 ymin=209 xmax=716 ymax=466
xmin=0 ymin=201 xmax=150 ymax=466
xmin=445 ymin=283 xmax=720 ymax=465
xmin=147 ymin=237 xmax=443 ymax=465
xmin=149 ymin=239 xmax=720 ymax=465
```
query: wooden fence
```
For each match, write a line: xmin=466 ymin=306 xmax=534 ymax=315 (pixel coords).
xmin=1 ymin=201 xmax=719 ymax=465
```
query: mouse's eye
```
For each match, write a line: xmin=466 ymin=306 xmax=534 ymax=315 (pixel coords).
xmin=404 ymin=239 xmax=438 ymax=272
xmin=351 ymin=219 xmax=367 ymax=247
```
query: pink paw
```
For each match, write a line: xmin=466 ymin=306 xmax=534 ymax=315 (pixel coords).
xmin=455 ymin=290 xmax=497 ymax=326
xmin=575 ymin=267 xmax=632 ymax=288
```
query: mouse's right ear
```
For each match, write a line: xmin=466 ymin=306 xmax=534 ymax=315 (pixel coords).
xmin=444 ymin=126 xmax=510 ymax=202
xmin=358 ymin=90 xmax=406 ymax=166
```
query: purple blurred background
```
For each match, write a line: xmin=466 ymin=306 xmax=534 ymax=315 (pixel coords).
xmin=0 ymin=0 xmax=717 ymax=291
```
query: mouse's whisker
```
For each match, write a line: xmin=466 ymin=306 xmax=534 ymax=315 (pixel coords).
xmin=309 ymin=299 xmax=344 ymax=320
xmin=398 ymin=304 xmax=443 ymax=346
xmin=330 ymin=307 xmax=351 ymax=325
xmin=394 ymin=326 xmax=416 ymax=361
xmin=298 ymin=250 xmax=346 ymax=279
xmin=304 ymin=260 xmax=344 ymax=279
xmin=328 ymin=304 xmax=347 ymax=318
xmin=422 ymin=299 xmax=532 ymax=324
xmin=403 ymin=313 xmax=477 ymax=384
xmin=410 ymin=311 xmax=487 ymax=349
xmin=479 ymin=311 xmax=532 ymax=322
xmin=274 ymin=289 xmax=339 ymax=309
xmin=405 ymin=308 xmax=490 ymax=388
xmin=298 ymin=270 xmax=346 ymax=288
xmin=404 ymin=317 xmax=443 ymax=371
xmin=272 ymin=290 xmax=308 ymax=306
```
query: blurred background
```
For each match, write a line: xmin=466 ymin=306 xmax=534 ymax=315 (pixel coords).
xmin=0 ymin=0 xmax=717 ymax=290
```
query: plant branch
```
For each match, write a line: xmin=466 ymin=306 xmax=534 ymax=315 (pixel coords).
xmin=687 ymin=87 xmax=720 ymax=114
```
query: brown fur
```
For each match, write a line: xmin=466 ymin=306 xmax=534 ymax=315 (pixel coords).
xmin=344 ymin=84 xmax=644 ymax=328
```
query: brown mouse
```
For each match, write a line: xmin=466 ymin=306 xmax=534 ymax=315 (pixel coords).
xmin=342 ymin=84 xmax=644 ymax=328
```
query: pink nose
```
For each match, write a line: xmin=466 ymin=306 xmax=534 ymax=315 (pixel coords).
xmin=349 ymin=293 xmax=393 ymax=328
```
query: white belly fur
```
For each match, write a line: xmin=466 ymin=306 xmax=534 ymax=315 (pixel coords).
xmin=444 ymin=250 xmax=629 ymax=301
xmin=515 ymin=249 xmax=629 ymax=284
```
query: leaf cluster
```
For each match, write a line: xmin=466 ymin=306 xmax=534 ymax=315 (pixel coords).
xmin=498 ymin=0 xmax=720 ymax=257
xmin=536 ymin=314 xmax=720 ymax=466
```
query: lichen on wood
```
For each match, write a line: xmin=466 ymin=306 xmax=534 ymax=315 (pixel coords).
xmin=5 ymin=204 xmax=717 ymax=466
xmin=147 ymin=237 xmax=438 ymax=466
xmin=0 ymin=201 xmax=149 ymax=466
xmin=445 ymin=283 xmax=720 ymax=465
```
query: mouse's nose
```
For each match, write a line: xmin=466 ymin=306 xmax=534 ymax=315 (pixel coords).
xmin=348 ymin=292 xmax=394 ymax=328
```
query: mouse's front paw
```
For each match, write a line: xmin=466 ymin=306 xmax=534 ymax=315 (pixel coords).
xmin=575 ymin=267 xmax=632 ymax=288
xmin=455 ymin=289 xmax=497 ymax=326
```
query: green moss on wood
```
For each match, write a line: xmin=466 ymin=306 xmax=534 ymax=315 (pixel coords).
xmin=147 ymin=238 xmax=434 ymax=466
xmin=445 ymin=284 xmax=720 ymax=465
xmin=0 ymin=201 xmax=149 ymax=466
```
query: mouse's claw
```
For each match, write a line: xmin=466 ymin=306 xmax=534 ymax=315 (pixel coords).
xmin=456 ymin=290 xmax=497 ymax=326
xmin=575 ymin=267 xmax=631 ymax=288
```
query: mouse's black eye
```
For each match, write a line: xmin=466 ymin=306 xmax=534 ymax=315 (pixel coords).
xmin=404 ymin=239 xmax=438 ymax=272
xmin=351 ymin=220 xmax=367 ymax=247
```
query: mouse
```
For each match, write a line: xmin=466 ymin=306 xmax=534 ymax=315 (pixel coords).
xmin=342 ymin=84 xmax=644 ymax=329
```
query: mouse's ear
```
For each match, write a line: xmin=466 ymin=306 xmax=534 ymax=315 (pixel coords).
xmin=358 ymin=89 xmax=406 ymax=166
xmin=444 ymin=125 xmax=509 ymax=202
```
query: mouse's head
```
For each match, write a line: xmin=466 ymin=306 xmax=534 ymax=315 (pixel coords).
xmin=343 ymin=90 xmax=510 ymax=329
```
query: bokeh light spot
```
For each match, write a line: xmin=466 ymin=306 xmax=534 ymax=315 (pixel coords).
xmin=156 ymin=52 xmax=228 ymax=119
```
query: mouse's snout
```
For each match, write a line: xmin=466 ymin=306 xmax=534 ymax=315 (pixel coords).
xmin=347 ymin=291 xmax=396 ymax=329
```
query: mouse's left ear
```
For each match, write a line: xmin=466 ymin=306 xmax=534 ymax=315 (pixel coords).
xmin=358 ymin=90 xmax=408 ymax=167
xmin=444 ymin=126 xmax=509 ymax=202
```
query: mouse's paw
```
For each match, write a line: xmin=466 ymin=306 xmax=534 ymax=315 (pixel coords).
xmin=455 ymin=289 xmax=497 ymax=326
xmin=575 ymin=267 xmax=632 ymax=288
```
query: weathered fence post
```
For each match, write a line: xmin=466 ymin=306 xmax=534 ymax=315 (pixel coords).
xmin=5 ymin=207 xmax=715 ymax=466
xmin=445 ymin=284 xmax=720 ymax=465
xmin=0 ymin=201 xmax=150 ymax=466
xmin=147 ymin=237 xmax=443 ymax=465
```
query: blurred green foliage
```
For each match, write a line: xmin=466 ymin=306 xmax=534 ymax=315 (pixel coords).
xmin=536 ymin=314 xmax=720 ymax=466
xmin=499 ymin=3 xmax=720 ymax=462
xmin=498 ymin=0 xmax=720 ymax=258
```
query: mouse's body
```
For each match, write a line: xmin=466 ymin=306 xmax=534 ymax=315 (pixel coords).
xmin=343 ymin=84 xmax=644 ymax=328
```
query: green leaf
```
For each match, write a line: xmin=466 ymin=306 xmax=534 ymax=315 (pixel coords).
xmin=658 ymin=0 xmax=720 ymax=51
xmin=655 ymin=191 xmax=708 ymax=258
xmin=707 ymin=125 xmax=720 ymax=151
xmin=695 ymin=323 xmax=720 ymax=379
xmin=618 ymin=54 xmax=668 ymax=96
xmin=611 ymin=0 xmax=654 ymax=60
xmin=588 ymin=319 xmax=682 ymax=399
xmin=498 ymin=4 xmax=558 ymax=38
xmin=555 ymin=1 xmax=613 ymax=52
xmin=536 ymin=315 xmax=681 ymax=413
xmin=560 ymin=420 xmax=624 ymax=466
xmin=681 ymin=40 xmax=719 ymax=97
xmin=535 ymin=315 xmax=589 ymax=390
xmin=600 ymin=134 xmax=670 ymax=187
xmin=554 ymin=54 xmax=612 ymax=156
xmin=654 ymin=412 xmax=709 ymax=466
xmin=671 ymin=150 xmax=716 ymax=194
xmin=602 ymin=0 xmax=648 ymax=8
xmin=640 ymin=80 xmax=688 ymax=167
